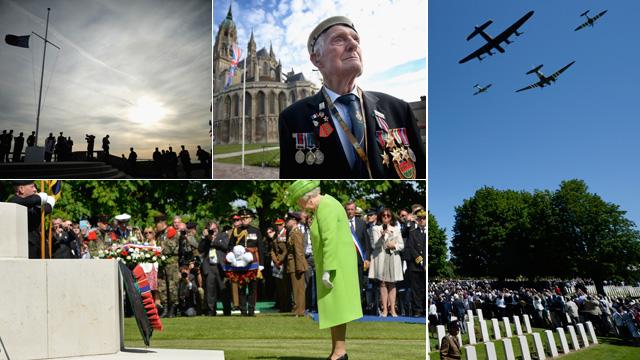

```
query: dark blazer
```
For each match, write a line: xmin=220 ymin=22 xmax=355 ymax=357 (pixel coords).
xmin=348 ymin=216 xmax=370 ymax=262
xmin=198 ymin=231 xmax=229 ymax=278
xmin=405 ymin=227 xmax=426 ymax=272
xmin=279 ymin=89 xmax=425 ymax=179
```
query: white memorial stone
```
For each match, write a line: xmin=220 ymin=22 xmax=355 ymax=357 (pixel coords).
xmin=586 ymin=321 xmax=599 ymax=344
xmin=464 ymin=345 xmax=478 ymax=360
xmin=477 ymin=309 xmax=484 ymax=322
xmin=467 ymin=321 xmax=477 ymax=344
xmin=576 ymin=323 xmax=590 ymax=347
xmin=501 ymin=338 xmax=516 ymax=360
xmin=513 ymin=315 xmax=523 ymax=336
xmin=518 ymin=335 xmax=532 ymax=360
xmin=467 ymin=309 xmax=475 ymax=325
xmin=532 ymin=332 xmax=546 ymax=360
xmin=485 ymin=341 xmax=497 ymax=360
xmin=523 ymin=314 xmax=533 ymax=334
xmin=556 ymin=327 xmax=570 ymax=354
xmin=457 ymin=333 xmax=463 ymax=348
xmin=0 ymin=203 xmax=28 ymax=259
xmin=480 ymin=320 xmax=490 ymax=343
xmin=544 ymin=329 xmax=559 ymax=357
xmin=503 ymin=317 xmax=513 ymax=337
xmin=492 ymin=318 xmax=502 ymax=340
xmin=567 ymin=325 xmax=580 ymax=350
xmin=436 ymin=325 xmax=446 ymax=349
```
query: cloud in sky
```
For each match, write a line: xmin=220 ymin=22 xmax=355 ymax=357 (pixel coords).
xmin=0 ymin=0 xmax=211 ymax=158
xmin=213 ymin=0 xmax=426 ymax=102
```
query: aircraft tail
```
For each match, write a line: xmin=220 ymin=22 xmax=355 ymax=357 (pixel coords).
xmin=580 ymin=10 xmax=590 ymax=17
xmin=466 ymin=20 xmax=493 ymax=41
xmin=526 ymin=64 xmax=543 ymax=75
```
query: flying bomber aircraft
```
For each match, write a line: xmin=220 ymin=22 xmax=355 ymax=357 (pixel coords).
xmin=575 ymin=10 xmax=608 ymax=31
xmin=459 ymin=10 xmax=534 ymax=64
xmin=473 ymin=84 xmax=492 ymax=95
xmin=515 ymin=61 xmax=576 ymax=93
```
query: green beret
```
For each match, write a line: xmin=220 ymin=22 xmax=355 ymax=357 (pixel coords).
xmin=287 ymin=180 xmax=321 ymax=207
xmin=308 ymin=16 xmax=357 ymax=55
xmin=12 ymin=180 xmax=34 ymax=186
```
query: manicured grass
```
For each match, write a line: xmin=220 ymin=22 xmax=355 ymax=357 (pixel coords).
xmin=124 ymin=313 xmax=425 ymax=360
xmin=216 ymin=149 xmax=280 ymax=167
xmin=213 ymin=143 xmax=278 ymax=155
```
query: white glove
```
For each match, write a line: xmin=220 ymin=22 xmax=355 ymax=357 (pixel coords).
xmin=45 ymin=196 xmax=56 ymax=208
xmin=37 ymin=192 xmax=48 ymax=205
xmin=322 ymin=271 xmax=333 ymax=289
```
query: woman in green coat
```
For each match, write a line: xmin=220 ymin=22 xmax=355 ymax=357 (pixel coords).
xmin=288 ymin=180 xmax=362 ymax=360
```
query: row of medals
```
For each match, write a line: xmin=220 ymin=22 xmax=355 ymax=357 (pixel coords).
xmin=382 ymin=133 xmax=417 ymax=167
xmin=295 ymin=147 xmax=324 ymax=165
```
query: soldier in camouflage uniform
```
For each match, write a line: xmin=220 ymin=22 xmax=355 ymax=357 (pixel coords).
xmin=86 ymin=215 xmax=113 ymax=257
xmin=155 ymin=213 xmax=180 ymax=317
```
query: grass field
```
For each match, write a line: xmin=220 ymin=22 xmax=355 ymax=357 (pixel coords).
xmin=213 ymin=143 xmax=278 ymax=155
xmin=124 ymin=313 xmax=425 ymax=360
xmin=215 ymin=149 xmax=280 ymax=167
xmin=428 ymin=322 xmax=640 ymax=359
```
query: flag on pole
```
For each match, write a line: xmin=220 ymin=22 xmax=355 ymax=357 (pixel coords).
xmin=224 ymin=44 xmax=241 ymax=90
xmin=48 ymin=180 xmax=62 ymax=201
xmin=5 ymin=34 xmax=30 ymax=48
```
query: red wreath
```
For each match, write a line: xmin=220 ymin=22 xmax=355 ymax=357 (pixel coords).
xmin=132 ymin=265 xmax=163 ymax=331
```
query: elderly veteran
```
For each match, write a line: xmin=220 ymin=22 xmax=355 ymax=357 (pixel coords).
xmin=287 ymin=180 xmax=362 ymax=360
xmin=279 ymin=16 xmax=425 ymax=179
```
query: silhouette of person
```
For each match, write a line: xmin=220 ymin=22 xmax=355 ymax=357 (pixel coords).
xmin=44 ymin=133 xmax=56 ymax=162
xmin=66 ymin=136 xmax=73 ymax=160
xmin=179 ymin=145 xmax=191 ymax=178
xmin=13 ymin=132 xmax=24 ymax=162
xmin=168 ymin=146 xmax=178 ymax=178
xmin=102 ymin=135 xmax=110 ymax=162
xmin=85 ymin=134 xmax=95 ymax=160
xmin=55 ymin=132 xmax=66 ymax=161
xmin=5 ymin=129 xmax=13 ymax=162
xmin=26 ymin=131 xmax=36 ymax=147
xmin=128 ymin=147 xmax=138 ymax=175
xmin=0 ymin=130 xmax=7 ymax=163
xmin=196 ymin=145 xmax=211 ymax=177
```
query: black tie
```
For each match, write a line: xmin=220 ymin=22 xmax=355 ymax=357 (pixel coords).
xmin=336 ymin=93 xmax=366 ymax=176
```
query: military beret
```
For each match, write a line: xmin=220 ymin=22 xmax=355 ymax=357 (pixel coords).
xmin=274 ymin=218 xmax=285 ymax=225
xmin=237 ymin=208 xmax=255 ymax=217
xmin=12 ymin=180 xmax=34 ymax=186
xmin=186 ymin=222 xmax=197 ymax=230
xmin=154 ymin=213 xmax=167 ymax=223
xmin=365 ymin=208 xmax=377 ymax=216
xmin=308 ymin=16 xmax=357 ymax=55
xmin=286 ymin=180 xmax=321 ymax=207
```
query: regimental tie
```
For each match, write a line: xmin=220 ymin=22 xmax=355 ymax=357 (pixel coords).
xmin=335 ymin=93 xmax=367 ymax=176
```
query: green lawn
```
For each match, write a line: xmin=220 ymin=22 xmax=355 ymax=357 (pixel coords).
xmin=428 ymin=322 xmax=640 ymax=359
xmin=215 ymin=149 xmax=280 ymax=167
xmin=213 ymin=143 xmax=278 ymax=155
xmin=124 ymin=313 xmax=425 ymax=360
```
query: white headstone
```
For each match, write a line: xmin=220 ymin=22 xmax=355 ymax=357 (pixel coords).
xmin=544 ymin=329 xmax=559 ymax=357
xmin=518 ymin=335 xmax=532 ymax=360
xmin=457 ymin=333 xmax=463 ymax=349
xmin=586 ymin=321 xmax=598 ymax=344
xmin=523 ymin=314 xmax=533 ymax=334
xmin=467 ymin=309 xmax=474 ymax=325
xmin=479 ymin=319 xmax=490 ymax=343
xmin=503 ymin=317 xmax=513 ymax=337
xmin=464 ymin=345 xmax=478 ymax=360
xmin=467 ymin=321 xmax=477 ymax=344
xmin=532 ymin=332 xmax=546 ymax=360
xmin=485 ymin=341 xmax=497 ymax=360
xmin=477 ymin=309 xmax=484 ymax=322
xmin=576 ymin=323 xmax=589 ymax=348
xmin=501 ymin=338 xmax=516 ymax=360
xmin=513 ymin=315 xmax=523 ymax=336
xmin=556 ymin=327 xmax=570 ymax=354
xmin=492 ymin=318 xmax=502 ymax=340
xmin=567 ymin=325 xmax=580 ymax=350
xmin=436 ymin=325 xmax=446 ymax=349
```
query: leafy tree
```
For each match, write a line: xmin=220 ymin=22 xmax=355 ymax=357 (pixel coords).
xmin=428 ymin=212 xmax=451 ymax=278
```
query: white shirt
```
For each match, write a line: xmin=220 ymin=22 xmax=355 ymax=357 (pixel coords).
xmin=323 ymin=85 xmax=361 ymax=168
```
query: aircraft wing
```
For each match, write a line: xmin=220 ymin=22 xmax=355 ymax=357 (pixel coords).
xmin=459 ymin=42 xmax=496 ymax=64
xmin=575 ymin=10 xmax=607 ymax=31
xmin=492 ymin=11 xmax=535 ymax=44
xmin=550 ymin=61 xmax=575 ymax=80
xmin=515 ymin=82 xmax=540 ymax=93
xmin=575 ymin=20 xmax=590 ymax=31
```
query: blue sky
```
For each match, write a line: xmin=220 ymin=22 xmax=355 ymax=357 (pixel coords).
xmin=213 ymin=0 xmax=426 ymax=102
xmin=429 ymin=1 xmax=640 ymax=242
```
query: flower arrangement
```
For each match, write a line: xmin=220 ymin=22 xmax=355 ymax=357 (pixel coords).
xmin=97 ymin=243 xmax=166 ymax=266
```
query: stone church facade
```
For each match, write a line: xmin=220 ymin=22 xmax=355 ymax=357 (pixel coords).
xmin=212 ymin=6 xmax=317 ymax=144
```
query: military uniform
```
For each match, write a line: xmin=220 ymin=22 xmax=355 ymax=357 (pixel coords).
xmin=286 ymin=226 xmax=308 ymax=316
xmin=9 ymin=194 xmax=52 ymax=259
xmin=227 ymin=224 xmax=263 ymax=315
xmin=406 ymin=225 xmax=426 ymax=316
xmin=157 ymin=226 xmax=179 ymax=315
xmin=271 ymin=227 xmax=290 ymax=312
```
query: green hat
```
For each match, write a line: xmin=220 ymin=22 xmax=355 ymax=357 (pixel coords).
xmin=287 ymin=180 xmax=321 ymax=207
xmin=308 ymin=16 xmax=357 ymax=55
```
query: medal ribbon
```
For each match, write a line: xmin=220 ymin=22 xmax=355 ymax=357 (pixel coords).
xmin=321 ymin=87 xmax=368 ymax=165
xmin=399 ymin=128 xmax=409 ymax=146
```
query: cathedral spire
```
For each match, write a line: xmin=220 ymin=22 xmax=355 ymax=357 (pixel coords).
xmin=269 ymin=42 xmax=274 ymax=58
xmin=226 ymin=2 xmax=233 ymax=20
xmin=248 ymin=28 xmax=256 ymax=55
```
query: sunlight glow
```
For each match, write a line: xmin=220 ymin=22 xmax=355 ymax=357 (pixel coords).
xmin=128 ymin=96 xmax=166 ymax=126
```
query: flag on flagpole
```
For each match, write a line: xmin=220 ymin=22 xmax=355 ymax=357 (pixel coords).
xmin=48 ymin=180 xmax=62 ymax=201
xmin=5 ymin=34 xmax=30 ymax=48
xmin=224 ymin=44 xmax=241 ymax=90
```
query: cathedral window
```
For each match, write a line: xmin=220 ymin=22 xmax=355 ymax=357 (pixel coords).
xmin=269 ymin=92 xmax=276 ymax=114
xmin=258 ymin=91 xmax=266 ymax=115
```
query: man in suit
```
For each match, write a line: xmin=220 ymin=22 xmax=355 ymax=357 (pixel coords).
xmin=440 ymin=321 xmax=462 ymax=360
xmin=279 ymin=16 xmax=425 ymax=179
xmin=406 ymin=209 xmax=426 ymax=317
xmin=198 ymin=221 xmax=231 ymax=316
xmin=344 ymin=201 xmax=370 ymax=313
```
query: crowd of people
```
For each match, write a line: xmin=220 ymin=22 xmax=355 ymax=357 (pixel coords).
xmin=10 ymin=180 xmax=425 ymax=319
xmin=428 ymin=279 xmax=640 ymax=345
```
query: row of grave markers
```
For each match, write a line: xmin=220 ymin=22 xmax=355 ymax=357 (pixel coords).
xmin=431 ymin=319 xmax=598 ymax=360
xmin=433 ymin=311 xmax=535 ymax=348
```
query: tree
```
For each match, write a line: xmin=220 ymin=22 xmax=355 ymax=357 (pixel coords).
xmin=428 ymin=212 xmax=451 ymax=278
